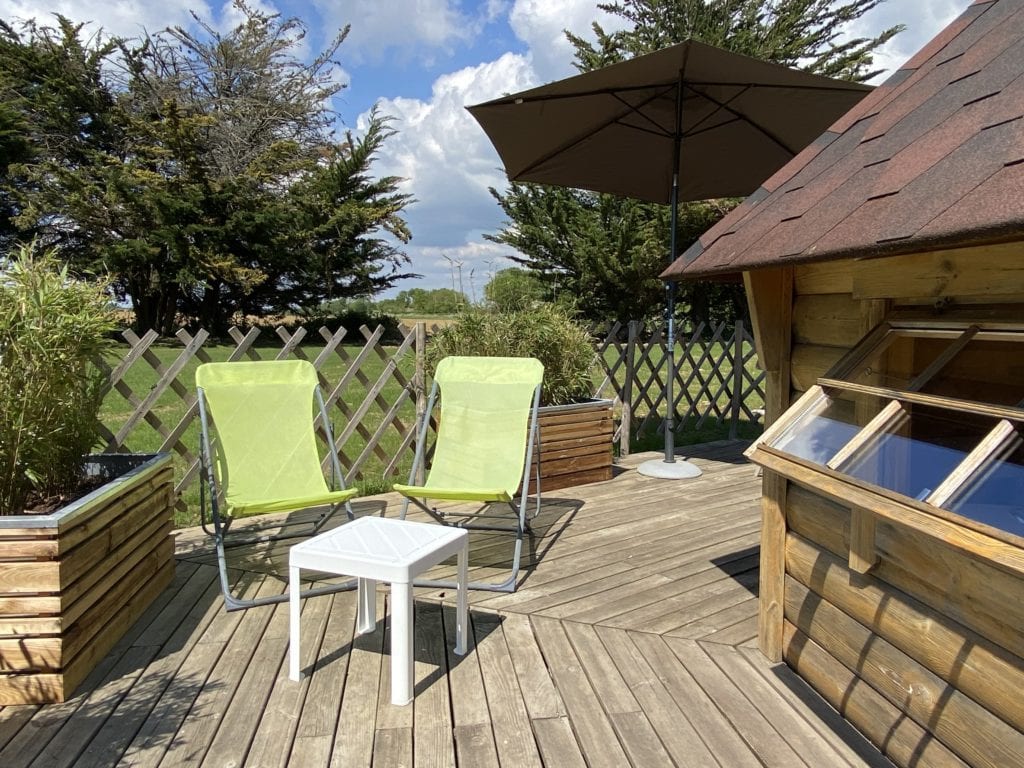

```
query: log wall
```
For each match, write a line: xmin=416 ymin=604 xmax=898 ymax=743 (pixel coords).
xmin=751 ymin=244 xmax=1024 ymax=768
xmin=0 ymin=455 xmax=175 ymax=704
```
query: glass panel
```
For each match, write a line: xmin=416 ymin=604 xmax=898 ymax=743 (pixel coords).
xmin=773 ymin=397 xmax=858 ymax=465
xmin=847 ymin=332 xmax=952 ymax=391
xmin=837 ymin=404 xmax=994 ymax=501
xmin=948 ymin=427 xmax=1024 ymax=537
xmin=919 ymin=336 xmax=1024 ymax=407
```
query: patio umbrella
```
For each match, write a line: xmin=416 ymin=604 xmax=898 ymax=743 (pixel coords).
xmin=468 ymin=39 xmax=871 ymax=478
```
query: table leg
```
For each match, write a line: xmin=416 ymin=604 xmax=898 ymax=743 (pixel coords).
xmin=288 ymin=563 xmax=301 ymax=681
xmin=391 ymin=581 xmax=414 ymax=705
xmin=356 ymin=577 xmax=376 ymax=635
xmin=455 ymin=542 xmax=468 ymax=655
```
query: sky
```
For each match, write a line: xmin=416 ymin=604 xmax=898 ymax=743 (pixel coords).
xmin=1 ymin=0 xmax=968 ymax=299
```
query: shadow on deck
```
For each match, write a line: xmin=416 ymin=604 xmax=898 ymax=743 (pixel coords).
xmin=0 ymin=440 xmax=892 ymax=767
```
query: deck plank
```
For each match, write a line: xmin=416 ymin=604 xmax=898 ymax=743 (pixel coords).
xmin=471 ymin=611 xmax=542 ymax=768
xmin=7 ymin=442 xmax=896 ymax=768
xmin=594 ymin=625 xmax=718 ymax=767
xmin=530 ymin=616 xmax=630 ymax=768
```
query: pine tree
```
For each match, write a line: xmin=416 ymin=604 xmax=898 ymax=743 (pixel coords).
xmin=1 ymin=3 xmax=416 ymax=334
xmin=488 ymin=0 xmax=903 ymax=325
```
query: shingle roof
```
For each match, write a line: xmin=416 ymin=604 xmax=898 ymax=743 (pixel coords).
xmin=663 ymin=0 xmax=1024 ymax=280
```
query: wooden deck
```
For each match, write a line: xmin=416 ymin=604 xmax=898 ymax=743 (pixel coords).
xmin=0 ymin=441 xmax=892 ymax=767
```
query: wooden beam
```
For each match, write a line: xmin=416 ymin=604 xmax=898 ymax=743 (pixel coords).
xmin=787 ymin=531 xmax=1024 ymax=735
xmin=848 ymin=507 xmax=878 ymax=575
xmin=743 ymin=267 xmax=793 ymax=427
xmin=757 ymin=470 xmax=787 ymax=662
xmin=853 ymin=243 xmax=1024 ymax=301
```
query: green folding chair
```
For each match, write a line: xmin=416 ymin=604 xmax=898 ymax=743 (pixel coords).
xmin=393 ymin=356 xmax=544 ymax=592
xmin=196 ymin=360 xmax=358 ymax=610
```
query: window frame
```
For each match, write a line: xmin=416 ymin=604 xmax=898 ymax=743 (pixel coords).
xmin=748 ymin=317 xmax=1024 ymax=560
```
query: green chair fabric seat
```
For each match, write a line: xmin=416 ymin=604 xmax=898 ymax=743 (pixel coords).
xmin=394 ymin=356 xmax=544 ymax=592
xmin=196 ymin=360 xmax=357 ymax=610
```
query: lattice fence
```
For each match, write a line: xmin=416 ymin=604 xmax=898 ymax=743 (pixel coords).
xmin=591 ymin=320 xmax=765 ymax=454
xmin=99 ymin=318 xmax=765 ymax=518
xmin=97 ymin=323 xmax=430 ymax=518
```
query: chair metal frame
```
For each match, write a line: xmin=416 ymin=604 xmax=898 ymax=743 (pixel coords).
xmin=197 ymin=364 xmax=356 ymax=611
xmin=399 ymin=375 xmax=543 ymax=592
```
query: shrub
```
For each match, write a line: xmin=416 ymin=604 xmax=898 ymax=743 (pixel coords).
xmin=427 ymin=304 xmax=593 ymax=406
xmin=0 ymin=244 xmax=116 ymax=514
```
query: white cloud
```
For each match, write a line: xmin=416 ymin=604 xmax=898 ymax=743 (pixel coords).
xmin=313 ymin=0 xmax=487 ymax=65
xmin=508 ymin=0 xmax=628 ymax=81
xmin=843 ymin=0 xmax=967 ymax=82
xmin=362 ymin=52 xmax=537 ymax=287
xmin=407 ymin=241 xmax=518 ymax=301
xmin=0 ymin=0 xmax=206 ymax=39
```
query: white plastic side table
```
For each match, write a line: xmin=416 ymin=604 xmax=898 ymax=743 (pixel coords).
xmin=288 ymin=516 xmax=469 ymax=705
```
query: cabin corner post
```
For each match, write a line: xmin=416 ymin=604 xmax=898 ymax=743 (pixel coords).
xmin=743 ymin=266 xmax=794 ymax=662
xmin=743 ymin=267 xmax=793 ymax=427
xmin=759 ymin=470 xmax=788 ymax=661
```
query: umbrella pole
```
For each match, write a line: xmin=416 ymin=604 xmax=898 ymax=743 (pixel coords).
xmin=639 ymin=73 xmax=701 ymax=480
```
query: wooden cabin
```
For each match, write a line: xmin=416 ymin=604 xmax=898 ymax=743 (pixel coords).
xmin=663 ymin=1 xmax=1024 ymax=765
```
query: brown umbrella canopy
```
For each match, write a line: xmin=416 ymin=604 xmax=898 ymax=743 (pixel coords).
xmin=468 ymin=39 xmax=872 ymax=204
xmin=468 ymin=40 xmax=871 ymax=474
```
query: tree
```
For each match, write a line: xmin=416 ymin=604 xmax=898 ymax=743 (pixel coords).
xmin=484 ymin=267 xmax=548 ymax=311
xmin=378 ymin=287 xmax=466 ymax=315
xmin=488 ymin=0 xmax=903 ymax=325
xmin=2 ymin=4 xmax=416 ymax=334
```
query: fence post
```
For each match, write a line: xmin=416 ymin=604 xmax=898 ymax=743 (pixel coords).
xmin=413 ymin=322 xmax=428 ymax=484
xmin=729 ymin=320 xmax=744 ymax=440
xmin=621 ymin=320 xmax=639 ymax=456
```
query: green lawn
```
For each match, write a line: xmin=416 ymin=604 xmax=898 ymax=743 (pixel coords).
xmin=100 ymin=339 xmax=418 ymax=528
xmin=100 ymin=334 xmax=763 ymax=528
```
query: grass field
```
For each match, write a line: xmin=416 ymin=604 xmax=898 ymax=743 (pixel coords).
xmin=100 ymin=340 xmax=419 ymax=527
xmin=100 ymin=335 xmax=762 ymax=528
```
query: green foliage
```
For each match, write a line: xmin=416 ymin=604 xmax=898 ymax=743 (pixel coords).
xmin=489 ymin=0 xmax=904 ymax=326
xmin=484 ymin=267 xmax=548 ymax=311
xmin=295 ymin=300 xmax=403 ymax=344
xmin=377 ymin=287 xmax=467 ymax=315
xmin=427 ymin=305 xmax=593 ymax=406
xmin=0 ymin=243 xmax=116 ymax=514
xmin=1 ymin=4 xmax=416 ymax=335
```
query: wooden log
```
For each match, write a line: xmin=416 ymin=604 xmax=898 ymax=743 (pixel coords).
xmin=786 ymin=480 xmax=1024 ymax=660
xmin=791 ymin=294 xmax=863 ymax=348
xmin=790 ymin=344 xmax=847 ymax=393
xmin=785 ymin=576 xmax=1024 ymax=768
xmin=782 ymin=622 xmax=968 ymax=768
xmin=757 ymin=471 xmax=787 ymax=662
xmin=787 ymin=531 xmax=1024 ymax=734
xmin=853 ymin=243 xmax=1024 ymax=301
xmin=794 ymin=261 xmax=854 ymax=296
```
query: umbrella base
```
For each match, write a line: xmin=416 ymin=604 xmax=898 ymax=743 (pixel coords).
xmin=637 ymin=458 xmax=703 ymax=479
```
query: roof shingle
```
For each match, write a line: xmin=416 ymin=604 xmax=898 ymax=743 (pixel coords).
xmin=664 ymin=0 xmax=1024 ymax=280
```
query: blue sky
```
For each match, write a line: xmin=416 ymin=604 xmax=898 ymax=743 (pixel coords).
xmin=1 ymin=0 xmax=967 ymax=298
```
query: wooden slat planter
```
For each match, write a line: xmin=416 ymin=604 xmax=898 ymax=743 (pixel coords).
xmin=0 ymin=453 xmax=174 ymax=704
xmin=532 ymin=399 xmax=615 ymax=492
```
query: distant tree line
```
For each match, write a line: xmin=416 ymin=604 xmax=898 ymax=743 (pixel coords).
xmin=0 ymin=2 xmax=416 ymax=334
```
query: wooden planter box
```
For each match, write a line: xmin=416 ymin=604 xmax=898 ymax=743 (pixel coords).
xmin=0 ymin=453 xmax=175 ymax=704
xmin=532 ymin=399 xmax=615 ymax=492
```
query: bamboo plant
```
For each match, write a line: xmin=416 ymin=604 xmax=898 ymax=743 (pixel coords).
xmin=0 ymin=244 xmax=116 ymax=514
xmin=426 ymin=303 xmax=593 ymax=406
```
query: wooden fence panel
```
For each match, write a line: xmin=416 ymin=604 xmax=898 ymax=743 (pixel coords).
xmin=591 ymin=321 xmax=765 ymax=455
xmin=100 ymin=319 xmax=764 ymax=515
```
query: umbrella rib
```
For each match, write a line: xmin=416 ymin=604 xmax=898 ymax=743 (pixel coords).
xmin=685 ymin=83 xmax=802 ymax=155
xmin=513 ymin=84 xmax=678 ymax=178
